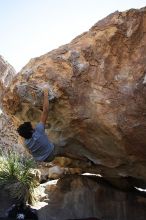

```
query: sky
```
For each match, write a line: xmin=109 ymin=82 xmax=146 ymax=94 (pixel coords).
xmin=0 ymin=0 xmax=146 ymax=72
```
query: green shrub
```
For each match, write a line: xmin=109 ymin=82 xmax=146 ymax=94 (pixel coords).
xmin=0 ymin=150 xmax=39 ymax=204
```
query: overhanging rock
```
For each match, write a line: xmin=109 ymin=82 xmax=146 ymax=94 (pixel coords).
xmin=1 ymin=8 xmax=146 ymax=187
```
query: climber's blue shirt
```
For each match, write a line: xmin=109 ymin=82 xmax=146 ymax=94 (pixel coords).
xmin=25 ymin=122 xmax=54 ymax=161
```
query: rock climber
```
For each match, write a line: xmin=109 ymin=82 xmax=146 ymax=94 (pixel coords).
xmin=17 ymin=88 xmax=63 ymax=163
xmin=17 ymin=88 xmax=101 ymax=165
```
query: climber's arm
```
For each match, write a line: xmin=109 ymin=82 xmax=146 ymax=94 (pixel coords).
xmin=40 ymin=89 xmax=49 ymax=125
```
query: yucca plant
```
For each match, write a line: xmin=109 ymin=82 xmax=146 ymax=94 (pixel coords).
xmin=0 ymin=149 xmax=39 ymax=204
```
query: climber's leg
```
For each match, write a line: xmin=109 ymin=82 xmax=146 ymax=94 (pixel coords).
xmin=53 ymin=144 xmax=88 ymax=161
xmin=44 ymin=139 xmax=102 ymax=164
xmin=43 ymin=149 xmax=55 ymax=162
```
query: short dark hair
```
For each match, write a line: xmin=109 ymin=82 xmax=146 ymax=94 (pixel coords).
xmin=17 ymin=122 xmax=34 ymax=139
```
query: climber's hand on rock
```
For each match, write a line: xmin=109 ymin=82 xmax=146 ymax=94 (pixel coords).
xmin=43 ymin=87 xmax=49 ymax=96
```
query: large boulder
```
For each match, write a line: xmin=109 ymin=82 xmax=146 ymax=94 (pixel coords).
xmin=37 ymin=175 xmax=146 ymax=220
xmin=1 ymin=8 xmax=146 ymax=186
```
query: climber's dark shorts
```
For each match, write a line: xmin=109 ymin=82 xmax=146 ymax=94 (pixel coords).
xmin=43 ymin=148 xmax=55 ymax=162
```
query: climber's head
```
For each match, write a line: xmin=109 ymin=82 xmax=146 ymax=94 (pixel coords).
xmin=17 ymin=122 xmax=34 ymax=139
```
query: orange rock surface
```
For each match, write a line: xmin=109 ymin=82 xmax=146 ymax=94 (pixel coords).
xmin=1 ymin=8 xmax=146 ymax=186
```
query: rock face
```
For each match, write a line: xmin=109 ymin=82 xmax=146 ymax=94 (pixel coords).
xmin=0 ymin=56 xmax=25 ymax=154
xmin=0 ymin=113 xmax=24 ymax=154
xmin=0 ymin=55 xmax=16 ymax=85
xmin=37 ymin=175 xmax=146 ymax=220
xmin=0 ymin=56 xmax=16 ymax=108
xmin=1 ymin=8 xmax=146 ymax=187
